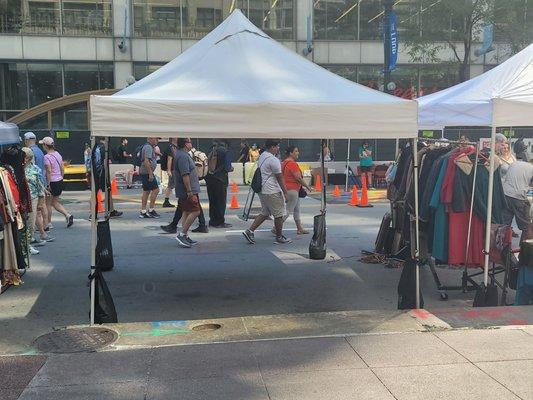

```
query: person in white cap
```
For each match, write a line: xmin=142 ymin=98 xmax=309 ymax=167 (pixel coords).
xmin=40 ymin=136 xmax=74 ymax=228
xmin=24 ymin=132 xmax=50 ymax=237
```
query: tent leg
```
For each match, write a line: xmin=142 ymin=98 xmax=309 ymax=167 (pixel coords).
xmin=90 ymin=136 xmax=97 ymax=325
xmin=412 ymin=137 xmax=421 ymax=309
xmin=483 ymin=125 xmax=497 ymax=286
xmin=345 ymin=138 xmax=350 ymax=192
xmin=321 ymin=139 xmax=327 ymax=212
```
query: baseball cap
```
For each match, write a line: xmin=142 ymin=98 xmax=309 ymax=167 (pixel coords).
xmin=39 ymin=136 xmax=54 ymax=146
xmin=24 ymin=132 xmax=36 ymax=140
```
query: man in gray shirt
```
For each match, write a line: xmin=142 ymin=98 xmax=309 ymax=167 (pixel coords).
xmin=139 ymin=137 xmax=160 ymax=219
xmin=502 ymin=150 xmax=533 ymax=242
xmin=174 ymin=137 xmax=201 ymax=248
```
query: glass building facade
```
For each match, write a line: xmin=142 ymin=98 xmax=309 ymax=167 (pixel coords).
xmin=0 ymin=0 xmax=113 ymax=35
xmin=132 ymin=0 xmax=294 ymax=39
xmin=0 ymin=62 xmax=114 ymax=120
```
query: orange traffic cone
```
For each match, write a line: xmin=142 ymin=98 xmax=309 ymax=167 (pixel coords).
xmin=96 ymin=190 xmax=105 ymax=213
xmin=111 ymin=178 xmax=119 ymax=196
xmin=231 ymin=182 xmax=238 ymax=193
xmin=348 ymin=185 xmax=359 ymax=206
xmin=332 ymin=185 xmax=340 ymax=197
xmin=357 ymin=175 xmax=373 ymax=208
xmin=229 ymin=194 xmax=240 ymax=209
xmin=314 ymin=175 xmax=322 ymax=192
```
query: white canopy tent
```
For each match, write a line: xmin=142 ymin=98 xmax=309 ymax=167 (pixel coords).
xmin=90 ymin=9 xmax=417 ymax=139
xmin=418 ymin=43 xmax=533 ymax=129
xmin=88 ymin=10 xmax=420 ymax=324
xmin=0 ymin=121 xmax=20 ymax=146
xmin=417 ymin=43 xmax=533 ymax=294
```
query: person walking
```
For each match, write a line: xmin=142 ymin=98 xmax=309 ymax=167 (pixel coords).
xmin=93 ymin=137 xmax=122 ymax=218
xmin=115 ymin=137 xmax=134 ymax=188
xmin=249 ymin=144 xmax=260 ymax=163
xmin=205 ymin=140 xmax=233 ymax=228
xmin=501 ymin=150 xmax=533 ymax=243
xmin=358 ymin=140 xmax=374 ymax=189
xmin=282 ymin=146 xmax=312 ymax=235
xmin=24 ymin=132 xmax=49 ymax=234
xmin=40 ymin=136 xmax=73 ymax=228
xmin=174 ymin=137 xmax=201 ymax=248
xmin=22 ymin=147 xmax=54 ymax=255
xmin=237 ymin=139 xmax=250 ymax=184
xmin=243 ymin=139 xmax=291 ymax=245
xmin=139 ymin=137 xmax=160 ymax=218
xmin=161 ymin=138 xmax=177 ymax=208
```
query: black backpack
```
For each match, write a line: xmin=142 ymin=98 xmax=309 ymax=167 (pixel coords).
xmin=251 ymin=156 xmax=271 ymax=193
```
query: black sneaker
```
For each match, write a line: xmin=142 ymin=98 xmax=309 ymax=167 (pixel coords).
xmin=212 ymin=223 xmax=232 ymax=228
xmin=175 ymin=234 xmax=191 ymax=248
xmin=110 ymin=210 xmax=123 ymax=218
xmin=243 ymin=229 xmax=255 ymax=244
xmin=185 ymin=236 xmax=198 ymax=246
xmin=162 ymin=200 xmax=175 ymax=208
xmin=149 ymin=210 xmax=160 ymax=219
xmin=139 ymin=212 xmax=153 ymax=219
xmin=191 ymin=226 xmax=209 ymax=233
xmin=67 ymin=215 xmax=74 ymax=228
xmin=160 ymin=224 xmax=177 ymax=234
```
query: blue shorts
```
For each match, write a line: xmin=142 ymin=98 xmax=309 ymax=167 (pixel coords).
xmin=140 ymin=174 xmax=158 ymax=192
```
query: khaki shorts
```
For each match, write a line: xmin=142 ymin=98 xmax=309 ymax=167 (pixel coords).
xmin=161 ymin=170 xmax=175 ymax=190
xmin=258 ymin=192 xmax=286 ymax=219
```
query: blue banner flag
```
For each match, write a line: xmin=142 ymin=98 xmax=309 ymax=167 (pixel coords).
xmin=389 ymin=11 xmax=398 ymax=71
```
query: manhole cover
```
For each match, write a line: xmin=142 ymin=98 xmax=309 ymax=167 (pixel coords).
xmin=33 ymin=327 xmax=118 ymax=354
xmin=191 ymin=323 xmax=222 ymax=332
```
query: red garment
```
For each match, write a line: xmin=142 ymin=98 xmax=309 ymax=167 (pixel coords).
xmin=282 ymin=159 xmax=302 ymax=191
xmin=448 ymin=212 xmax=485 ymax=267
xmin=6 ymin=171 xmax=20 ymax=207
xmin=440 ymin=146 xmax=475 ymax=206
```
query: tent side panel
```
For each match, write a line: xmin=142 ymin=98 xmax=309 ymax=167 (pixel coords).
xmin=493 ymin=98 xmax=533 ymax=127
xmin=90 ymin=96 xmax=417 ymax=139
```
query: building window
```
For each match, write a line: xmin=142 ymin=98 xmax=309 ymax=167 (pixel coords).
xmin=248 ymin=0 xmax=294 ymax=40
xmin=314 ymin=0 xmax=358 ymax=40
xmin=26 ymin=1 xmax=60 ymax=34
xmin=0 ymin=0 xmax=112 ymax=35
xmin=62 ymin=1 xmax=113 ymax=36
xmin=132 ymin=0 xmax=295 ymax=39
xmin=0 ymin=62 xmax=114 ymax=115
xmin=27 ymin=63 xmax=63 ymax=107
xmin=358 ymin=0 xmax=381 ymax=40
xmin=133 ymin=62 xmax=165 ymax=80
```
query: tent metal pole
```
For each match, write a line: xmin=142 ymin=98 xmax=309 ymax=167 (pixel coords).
xmin=412 ymin=137 xmax=421 ymax=309
xmin=345 ymin=138 xmax=350 ymax=192
xmin=104 ymin=137 xmax=109 ymax=215
xmin=483 ymin=123 xmax=497 ymax=286
xmin=89 ymin=136 xmax=97 ymax=325
xmin=321 ymin=139 xmax=326 ymax=212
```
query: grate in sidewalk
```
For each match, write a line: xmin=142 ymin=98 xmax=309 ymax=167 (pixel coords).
xmin=33 ymin=327 xmax=118 ymax=354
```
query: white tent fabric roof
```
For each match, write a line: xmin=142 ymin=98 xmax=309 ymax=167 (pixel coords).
xmin=90 ymin=10 xmax=417 ymax=139
xmin=0 ymin=121 xmax=19 ymax=145
xmin=418 ymin=43 xmax=533 ymax=129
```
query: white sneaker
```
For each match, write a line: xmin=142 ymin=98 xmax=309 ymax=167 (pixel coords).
xmin=274 ymin=235 xmax=292 ymax=244
xmin=29 ymin=246 xmax=40 ymax=255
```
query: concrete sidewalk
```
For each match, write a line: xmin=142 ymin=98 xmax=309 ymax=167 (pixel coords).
xmin=5 ymin=326 xmax=532 ymax=400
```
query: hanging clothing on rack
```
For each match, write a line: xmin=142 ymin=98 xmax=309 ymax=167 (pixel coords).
xmin=0 ymin=166 xmax=24 ymax=286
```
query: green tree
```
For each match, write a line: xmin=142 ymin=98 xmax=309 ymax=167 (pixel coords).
xmin=402 ymin=0 xmax=530 ymax=82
